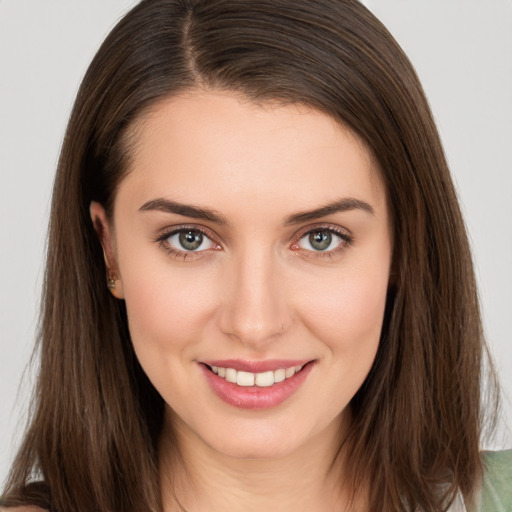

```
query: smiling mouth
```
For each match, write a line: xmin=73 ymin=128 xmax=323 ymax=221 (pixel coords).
xmin=200 ymin=360 xmax=315 ymax=409
xmin=205 ymin=363 xmax=306 ymax=387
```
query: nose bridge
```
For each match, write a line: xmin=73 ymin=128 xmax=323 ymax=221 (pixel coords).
xmin=219 ymin=244 xmax=289 ymax=346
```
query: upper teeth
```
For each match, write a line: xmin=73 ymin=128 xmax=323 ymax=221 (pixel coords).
xmin=210 ymin=365 xmax=303 ymax=387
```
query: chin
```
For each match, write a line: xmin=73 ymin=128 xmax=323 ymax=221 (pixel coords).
xmin=210 ymin=433 xmax=302 ymax=460
xmin=169 ymin=405 xmax=309 ymax=461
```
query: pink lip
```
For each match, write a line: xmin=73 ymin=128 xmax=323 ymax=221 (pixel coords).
xmin=199 ymin=360 xmax=315 ymax=410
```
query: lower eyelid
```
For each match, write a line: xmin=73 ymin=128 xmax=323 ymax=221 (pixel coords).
xmin=158 ymin=239 xmax=210 ymax=261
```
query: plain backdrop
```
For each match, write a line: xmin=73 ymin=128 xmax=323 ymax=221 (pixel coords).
xmin=1 ymin=0 xmax=511 ymax=487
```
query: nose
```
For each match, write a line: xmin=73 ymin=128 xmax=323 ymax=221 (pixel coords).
xmin=218 ymin=247 xmax=291 ymax=348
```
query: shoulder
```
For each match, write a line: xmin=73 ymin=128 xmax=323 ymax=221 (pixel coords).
xmin=479 ymin=449 xmax=512 ymax=510
xmin=482 ymin=449 xmax=512 ymax=483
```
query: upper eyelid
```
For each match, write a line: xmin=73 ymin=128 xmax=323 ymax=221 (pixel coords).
xmin=155 ymin=224 xmax=218 ymax=242
xmin=293 ymin=223 xmax=352 ymax=240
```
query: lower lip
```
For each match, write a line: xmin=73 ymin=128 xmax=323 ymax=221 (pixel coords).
xmin=200 ymin=362 xmax=314 ymax=409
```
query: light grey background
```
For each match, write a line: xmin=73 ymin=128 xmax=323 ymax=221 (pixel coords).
xmin=1 ymin=0 xmax=511 ymax=487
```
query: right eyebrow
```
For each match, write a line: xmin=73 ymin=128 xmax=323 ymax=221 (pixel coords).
xmin=139 ymin=198 xmax=229 ymax=226
xmin=284 ymin=197 xmax=375 ymax=225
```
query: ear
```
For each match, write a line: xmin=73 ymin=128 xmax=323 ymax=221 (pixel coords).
xmin=89 ymin=201 xmax=125 ymax=299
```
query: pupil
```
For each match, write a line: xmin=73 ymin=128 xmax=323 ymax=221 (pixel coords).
xmin=179 ymin=230 xmax=203 ymax=250
xmin=309 ymin=231 xmax=331 ymax=251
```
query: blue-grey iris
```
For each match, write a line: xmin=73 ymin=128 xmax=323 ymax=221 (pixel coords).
xmin=309 ymin=230 xmax=331 ymax=251
xmin=179 ymin=230 xmax=203 ymax=250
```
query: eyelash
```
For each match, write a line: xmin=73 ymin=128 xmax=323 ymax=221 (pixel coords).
xmin=154 ymin=224 xmax=353 ymax=261
xmin=154 ymin=225 xmax=220 ymax=261
xmin=292 ymin=224 xmax=353 ymax=259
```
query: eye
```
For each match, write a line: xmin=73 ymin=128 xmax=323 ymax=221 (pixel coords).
xmin=166 ymin=228 xmax=217 ymax=252
xmin=294 ymin=227 xmax=351 ymax=254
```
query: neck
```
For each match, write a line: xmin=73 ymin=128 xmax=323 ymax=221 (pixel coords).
xmin=158 ymin=408 xmax=365 ymax=512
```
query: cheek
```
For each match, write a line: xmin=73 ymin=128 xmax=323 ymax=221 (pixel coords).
xmin=119 ymin=259 xmax=222 ymax=406
xmin=116 ymin=245 xmax=219 ymax=360
xmin=125 ymin=275 xmax=210 ymax=339
xmin=298 ymin=259 xmax=390 ymax=360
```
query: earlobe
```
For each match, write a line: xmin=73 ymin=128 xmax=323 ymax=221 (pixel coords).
xmin=89 ymin=201 xmax=125 ymax=299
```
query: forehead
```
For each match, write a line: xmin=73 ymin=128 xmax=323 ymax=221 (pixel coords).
xmin=116 ymin=89 xmax=386 ymax=217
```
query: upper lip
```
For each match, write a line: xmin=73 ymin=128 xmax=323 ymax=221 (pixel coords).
xmin=200 ymin=359 xmax=313 ymax=373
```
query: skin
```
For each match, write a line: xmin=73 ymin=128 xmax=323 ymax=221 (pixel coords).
xmin=91 ymin=90 xmax=392 ymax=511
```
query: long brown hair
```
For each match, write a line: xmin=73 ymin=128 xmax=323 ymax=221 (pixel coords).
xmin=1 ymin=1 xmax=499 ymax=510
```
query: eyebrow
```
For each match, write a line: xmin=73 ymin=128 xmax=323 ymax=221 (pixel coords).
xmin=284 ymin=198 xmax=375 ymax=225
xmin=139 ymin=196 xmax=374 ymax=226
xmin=139 ymin=198 xmax=229 ymax=225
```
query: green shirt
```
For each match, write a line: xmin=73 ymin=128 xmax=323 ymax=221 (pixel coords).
xmin=471 ymin=449 xmax=512 ymax=511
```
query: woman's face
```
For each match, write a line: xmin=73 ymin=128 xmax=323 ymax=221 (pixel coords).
xmin=92 ymin=90 xmax=392 ymax=459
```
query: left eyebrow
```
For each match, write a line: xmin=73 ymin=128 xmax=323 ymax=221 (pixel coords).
xmin=139 ymin=198 xmax=229 ymax=225
xmin=284 ymin=198 xmax=375 ymax=225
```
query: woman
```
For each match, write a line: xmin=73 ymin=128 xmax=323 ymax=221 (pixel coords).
xmin=1 ymin=0 xmax=510 ymax=511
